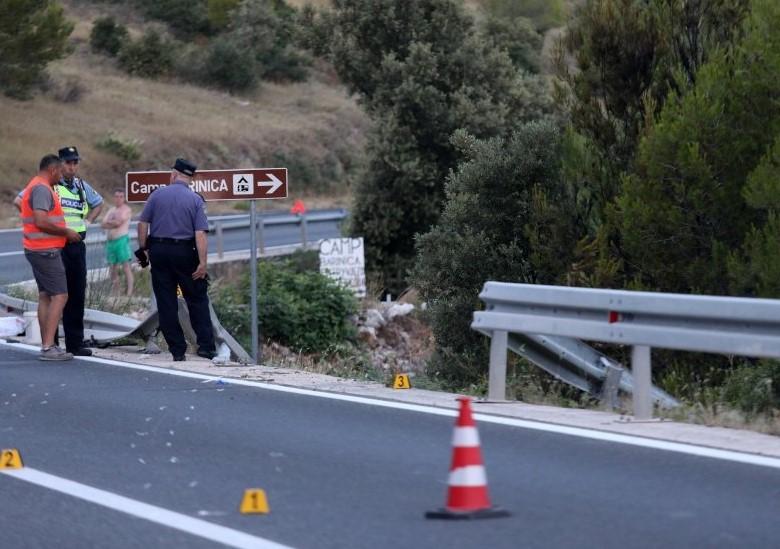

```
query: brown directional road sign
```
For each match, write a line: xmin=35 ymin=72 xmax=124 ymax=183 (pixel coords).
xmin=125 ymin=168 xmax=288 ymax=203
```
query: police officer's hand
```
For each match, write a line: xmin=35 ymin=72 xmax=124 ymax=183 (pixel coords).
xmin=134 ymin=248 xmax=149 ymax=268
xmin=65 ymin=229 xmax=81 ymax=243
xmin=192 ymin=262 xmax=208 ymax=280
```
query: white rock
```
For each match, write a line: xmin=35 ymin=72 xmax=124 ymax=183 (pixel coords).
xmin=386 ymin=303 xmax=415 ymax=320
xmin=358 ymin=326 xmax=377 ymax=338
xmin=364 ymin=308 xmax=386 ymax=328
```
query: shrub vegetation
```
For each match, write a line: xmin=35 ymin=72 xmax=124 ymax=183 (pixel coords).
xmin=213 ymin=257 xmax=357 ymax=354
xmin=117 ymin=29 xmax=174 ymax=78
xmin=90 ymin=16 xmax=128 ymax=57
xmin=315 ymin=0 xmax=553 ymax=292
xmin=413 ymin=121 xmax=579 ymax=386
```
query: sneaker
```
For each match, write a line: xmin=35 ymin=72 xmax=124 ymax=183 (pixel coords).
xmin=68 ymin=348 xmax=93 ymax=357
xmin=173 ymin=355 xmax=186 ymax=362
xmin=196 ymin=349 xmax=216 ymax=360
xmin=39 ymin=346 xmax=74 ymax=361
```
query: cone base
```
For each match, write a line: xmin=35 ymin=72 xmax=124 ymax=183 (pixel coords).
xmin=425 ymin=506 xmax=511 ymax=520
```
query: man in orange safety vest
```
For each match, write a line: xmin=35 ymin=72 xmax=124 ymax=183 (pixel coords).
xmin=19 ymin=154 xmax=82 ymax=361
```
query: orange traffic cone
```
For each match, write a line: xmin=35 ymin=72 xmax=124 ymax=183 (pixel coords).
xmin=425 ymin=397 xmax=510 ymax=520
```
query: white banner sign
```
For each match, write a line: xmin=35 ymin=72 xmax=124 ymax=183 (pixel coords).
xmin=319 ymin=237 xmax=366 ymax=298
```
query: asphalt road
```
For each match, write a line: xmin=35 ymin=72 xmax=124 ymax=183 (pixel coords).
xmin=2 ymin=345 xmax=779 ymax=548
xmin=0 ymin=209 xmax=345 ymax=286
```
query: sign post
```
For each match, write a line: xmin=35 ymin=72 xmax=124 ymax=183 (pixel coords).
xmin=126 ymin=167 xmax=288 ymax=365
xmin=249 ymin=201 xmax=260 ymax=365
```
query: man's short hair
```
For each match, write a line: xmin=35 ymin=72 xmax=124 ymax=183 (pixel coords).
xmin=39 ymin=154 xmax=61 ymax=171
xmin=114 ymin=188 xmax=125 ymax=194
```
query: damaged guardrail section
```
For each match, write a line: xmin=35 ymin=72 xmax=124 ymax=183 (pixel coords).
xmin=472 ymin=282 xmax=780 ymax=419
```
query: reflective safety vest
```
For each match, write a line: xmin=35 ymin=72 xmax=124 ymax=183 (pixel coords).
xmin=56 ymin=180 xmax=88 ymax=234
xmin=20 ymin=177 xmax=67 ymax=251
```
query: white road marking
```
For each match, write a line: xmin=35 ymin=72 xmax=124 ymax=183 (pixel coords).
xmin=0 ymin=468 xmax=292 ymax=549
xmin=4 ymin=340 xmax=780 ymax=470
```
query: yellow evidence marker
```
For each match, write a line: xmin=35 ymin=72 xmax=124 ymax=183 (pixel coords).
xmin=0 ymin=449 xmax=23 ymax=469
xmin=240 ymin=489 xmax=270 ymax=514
xmin=393 ymin=374 xmax=411 ymax=389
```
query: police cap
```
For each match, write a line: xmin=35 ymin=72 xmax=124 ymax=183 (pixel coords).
xmin=172 ymin=158 xmax=197 ymax=176
xmin=58 ymin=146 xmax=80 ymax=161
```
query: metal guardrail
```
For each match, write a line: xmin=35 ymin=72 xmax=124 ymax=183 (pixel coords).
xmin=0 ymin=293 xmax=139 ymax=340
xmin=206 ymin=209 xmax=346 ymax=258
xmin=471 ymin=282 xmax=780 ymax=419
xmin=483 ymin=331 xmax=679 ymax=410
xmin=0 ymin=292 xmax=251 ymax=363
xmin=1 ymin=209 xmax=347 ymax=253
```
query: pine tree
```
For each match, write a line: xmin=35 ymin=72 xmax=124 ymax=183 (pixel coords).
xmin=619 ymin=0 xmax=780 ymax=295
xmin=0 ymin=0 xmax=73 ymax=98
xmin=556 ymin=0 xmax=750 ymax=289
xmin=558 ymin=0 xmax=749 ymax=175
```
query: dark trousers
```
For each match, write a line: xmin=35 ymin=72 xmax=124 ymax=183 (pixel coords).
xmin=149 ymin=241 xmax=215 ymax=357
xmin=57 ymin=239 xmax=87 ymax=351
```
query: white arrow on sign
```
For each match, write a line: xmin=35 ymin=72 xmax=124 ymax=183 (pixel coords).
xmin=258 ymin=174 xmax=283 ymax=194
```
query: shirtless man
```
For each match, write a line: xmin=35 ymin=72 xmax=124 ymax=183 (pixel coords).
xmin=101 ymin=189 xmax=134 ymax=296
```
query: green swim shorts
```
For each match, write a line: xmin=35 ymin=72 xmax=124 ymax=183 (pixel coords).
xmin=106 ymin=234 xmax=132 ymax=265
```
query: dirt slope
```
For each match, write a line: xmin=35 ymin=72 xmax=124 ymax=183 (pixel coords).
xmin=0 ymin=1 xmax=368 ymax=226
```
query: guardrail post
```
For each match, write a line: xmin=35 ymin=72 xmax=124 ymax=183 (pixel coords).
xmin=215 ymin=221 xmax=224 ymax=259
xmin=601 ymin=362 xmax=623 ymax=410
xmin=488 ymin=330 xmax=508 ymax=401
xmin=300 ymin=214 xmax=309 ymax=247
xmin=631 ymin=345 xmax=652 ymax=420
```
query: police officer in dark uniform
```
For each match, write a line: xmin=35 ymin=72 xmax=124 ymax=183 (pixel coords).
xmin=136 ymin=159 xmax=216 ymax=361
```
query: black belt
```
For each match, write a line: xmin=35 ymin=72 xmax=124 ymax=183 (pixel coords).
xmin=149 ymin=237 xmax=195 ymax=245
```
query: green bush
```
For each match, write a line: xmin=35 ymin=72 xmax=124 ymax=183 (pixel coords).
xmin=213 ymin=259 xmax=357 ymax=353
xmin=482 ymin=16 xmax=542 ymax=73
xmin=328 ymin=0 xmax=554 ymax=293
xmin=136 ymin=0 xmax=211 ymax=36
xmin=202 ymin=39 xmax=257 ymax=92
xmin=412 ymin=121 xmax=579 ymax=387
xmin=96 ymin=132 xmax=142 ymax=161
xmin=722 ymin=360 xmax=780 ymax=416
xmin=224 ymin=0 xmax=310 ymax=83
xmin=118 ymin=30 xmax=174 ymax=78
xmin=90 ymin=16 xmax=129 ymax=57
xmin=207 ymin=0 xmax=240 ymax=31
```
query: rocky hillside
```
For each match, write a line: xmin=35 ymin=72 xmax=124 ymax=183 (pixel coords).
xmin=0 ymin=0 xmax=368 ymax=225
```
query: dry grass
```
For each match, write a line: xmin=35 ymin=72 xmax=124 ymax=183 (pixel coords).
xmin=0 ymin=1 xmax=368 ymax=227
xmin=287 ymin=0 xmax=481 ymax=6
